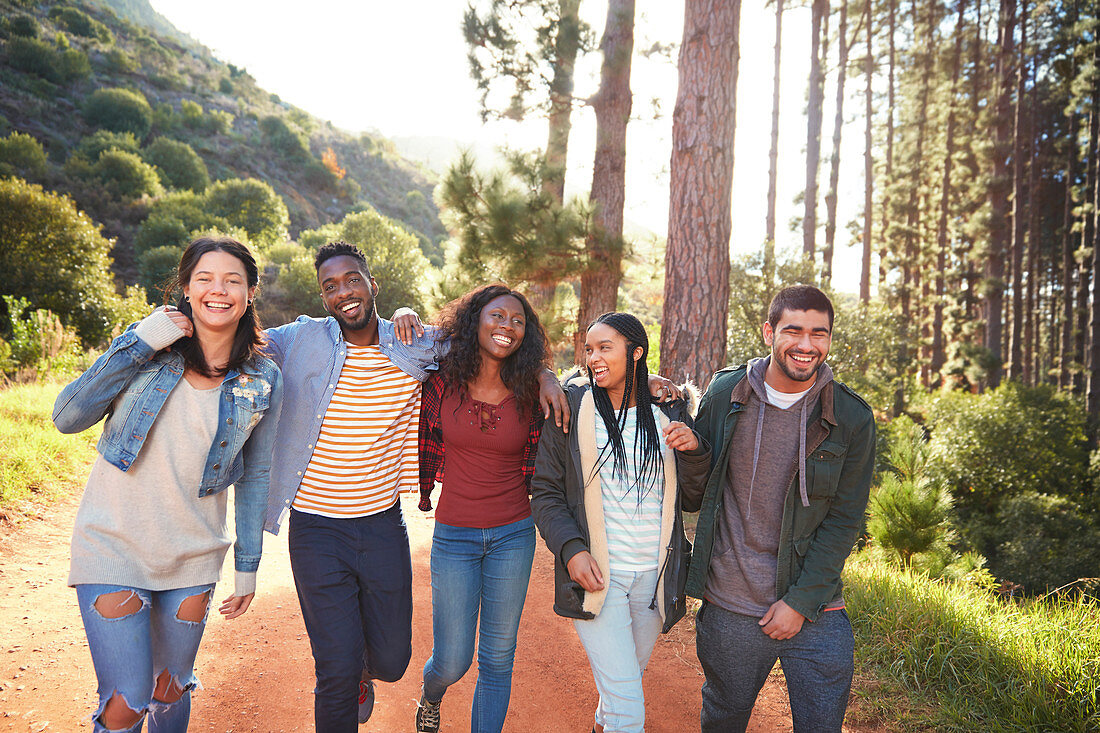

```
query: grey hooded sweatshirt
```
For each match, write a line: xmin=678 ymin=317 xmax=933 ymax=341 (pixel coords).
xmin=704 ymin=356 xmax=834 ymax=617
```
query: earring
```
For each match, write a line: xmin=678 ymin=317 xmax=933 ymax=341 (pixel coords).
xmin=184 ymin=295 xmax=190 ymax=302
xmin=247 ymin=299 xmax=254 ymax=305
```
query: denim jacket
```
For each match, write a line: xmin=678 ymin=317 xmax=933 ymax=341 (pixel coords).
xmin=52 ymin=324 xmax=284 ymax=573
xmin=261 ymin=315 xmax=443 ymax=534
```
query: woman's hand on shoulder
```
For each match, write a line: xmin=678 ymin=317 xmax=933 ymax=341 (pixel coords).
xmin=539 ymin=369 xmax=570 ymax=433
xmin=663 ymin=420 xmax=699 ymax=452
xmin=391 ymin=307 xmax=426 ymax=345
xmin=647 ymin=374 xmax=682 ymax=402
xmin=219 ymin=592 xmax=254 ymax=620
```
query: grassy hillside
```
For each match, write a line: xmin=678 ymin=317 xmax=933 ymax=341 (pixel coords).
xmin=0 ymin=0 xmax=446 ymax=281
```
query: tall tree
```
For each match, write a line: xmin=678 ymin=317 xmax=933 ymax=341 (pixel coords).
xmin=931 ymin=0 xmax=967 ymax=382
xmin=985 ymin=0 xmax=1016 ymax=388
xmin=823 ymin=0 xmax=857 ymax=286
xmin=860 ymin=0 xmax=873 ymax=303
xmin=661 ymin=0 xmax=741 ymax=387
xmin=765 ymin=0 xmax=785 ymax=289
xmin=1008 ymin=0 xmax=1028 ymax=382
xmin=1087 ymin=36 xmax=1100 ymax=437
xmin=879 ymin=0 xmax=897 ymax=290
xmin=803 ymin=0 xmax=829 ymax=258
xmin=576 ymin=0 xmax=636 ymax=360
xmin=1059 ymin=1 xmax=1080 ymax=390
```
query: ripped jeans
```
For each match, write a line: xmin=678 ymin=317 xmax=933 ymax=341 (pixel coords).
xmin=75 ymin=583 xmax=215 ymax=733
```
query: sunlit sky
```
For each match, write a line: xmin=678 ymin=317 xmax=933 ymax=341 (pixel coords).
xmin=149 ymin=0 xmax=864 ymax=293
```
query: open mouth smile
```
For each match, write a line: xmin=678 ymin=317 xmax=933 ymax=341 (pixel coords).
xmin=591 ymin=366 xmax=609 ymax=380
xmin=788 ymin=352 xmax=816 ymax=365
xmin=491 ymin=334 xmax=514 ymax=347
xmin=338 ymin=300 xmax=362 ymax=315
xmin=203 ymin=301 xmax=233 ymax=311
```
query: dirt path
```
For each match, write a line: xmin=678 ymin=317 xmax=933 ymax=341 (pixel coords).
xmin=0 ymin=490 xmax=879 ymax=732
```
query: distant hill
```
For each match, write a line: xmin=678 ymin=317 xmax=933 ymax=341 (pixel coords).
xmin=0 ymin=0 xmax=446 ymax=277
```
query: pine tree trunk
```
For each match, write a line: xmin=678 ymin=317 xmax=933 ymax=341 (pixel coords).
xmin=765 ymin=0 xmax=784 ymax=289
xmin=1086 ymin=40 xmax=1100 ymax=441
xmin=985 ymin=0 xmax=1016 ymax=389
xmin=931 ymin=1 xmax=966 ymax=382
xmin=879 ymin=0 xmax=896 ymax=288
xmin=1008 ymin=0 xmax=1027 ymax=382
xmin=1023 ymin=48 xmax=1038 ymax=385
xmin=576 ymin=0 xmax=635 ymax=361
xmin=823 ymin=0 xmax=850 ymax=286
xmin=861 ymin=0 xmax=873 ymax=303
xmin=803 ymin=0 xmax=828 ymax=258
xmin=1075 ymin=103 xmax=1098 ymax=394
xmin=1059 ymin=1 xmax=1080 ymax=390
xmin=661 ymin=0 xmax=740 ymax=387
xmin=544 ymin=0 xmax=582 ymax=203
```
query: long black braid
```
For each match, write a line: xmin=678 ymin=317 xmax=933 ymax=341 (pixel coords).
xmin=588 ymin=312 xmax=664 ymax=503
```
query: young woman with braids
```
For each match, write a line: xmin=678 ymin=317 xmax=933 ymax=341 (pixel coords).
xmin=52 ymin=236 xmax=282 ymax=732
xmin=530 ymin=312 xmax=710 ymax=733
xmin=413 ymin=284 xmax=552 ymax=733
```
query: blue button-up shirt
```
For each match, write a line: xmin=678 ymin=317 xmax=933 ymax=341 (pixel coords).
xmin=261 ymin=315 xmax=442 ymax=534
xmin=52 ymin=325 xmax=283 ymax=573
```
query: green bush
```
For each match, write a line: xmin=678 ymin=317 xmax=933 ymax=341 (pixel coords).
xmin=138 ymin=245 xmax=183 ymax=297
xmin=258 ymin=253 xmax=325 ymax=325
xmin=205 ymin=178 xmax=289 ymax=248
xmin=142 ymin=137 xmax=209 ymax=192
xmin=91 ymin=149 xmax=163 ymax=199
xmin=72 ymin=130 xmax=140 ymax=162
xmin=83 ymin=87 xmax=153 ymax=138
xmin=9 ymin=15 xmax=40 ymax=38
xmin=927 ymin=382 xmax=1088 ymax=517
xmin=47 ymin=6 xmax=113 ymax=43
xmin=259 ymin=115 xmax=309 ymax=159
xmin=205 ymin=109 xmax=233 ymax=135
xmin=103 ymin=47 xmax=137 ymax=73
xmin=136 ymin=190 xmax=227 ymax=254
xmin=262 ymin=241 xmax=310 ymax=268
xmin=0 ymin=177 xmax=141 ymax=343
xmin=0 ymin=131 xmax=48 ymax=180
xmin=56 ymin=48 xmax=90 ymax=81
xmin=981 ymin=492 xmax=1100 ymax=594
xmin=7 ymin=36 xmax=62 ymax=81
xmin=218 ymin=77 xmax=233 ymax=94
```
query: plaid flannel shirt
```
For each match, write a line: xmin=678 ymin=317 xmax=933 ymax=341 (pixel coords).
xmin=418 ymin=372 xmax=543 ymax=511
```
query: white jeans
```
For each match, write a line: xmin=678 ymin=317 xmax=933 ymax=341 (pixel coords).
xmin=572 ymin=569 xmax=663 ymax=733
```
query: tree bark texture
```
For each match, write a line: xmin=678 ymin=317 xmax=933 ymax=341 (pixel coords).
xmin=861 ymin=0 xmax=873 ymax=303
xmin=985 ymin=0 xmax=1015 ymax=389
xmin=544 ymin=0 xmax=583 ymax=203
xmin=823 ymin=0 xmax=851 ymax=286
xmin=1087 ymin=38 xmax=1100 ymax=438
xmin=1008 ymin=0 xmax=1027 ymax=382
xmin=660 ymin=0 xmax=740 ymax=387
xmin=879 ymin=0 xmax=896 ymax=288
xmin=765 ymin=0 xmax=784 ymax=289
xmin=803 ymin=0 xmax=828 ymax=258
xmin=577 ymin=0 xmax=635 ymax=361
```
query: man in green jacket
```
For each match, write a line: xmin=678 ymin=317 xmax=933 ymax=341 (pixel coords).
xmin=683 ymin=285 xmax=876 ymax=732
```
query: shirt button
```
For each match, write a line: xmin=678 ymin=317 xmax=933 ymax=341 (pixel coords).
xmin=307 ymin=444 xmax=313 ymax=449
xmin=226 ymin=418 xmax=234 ymax=425
xmin=212 ymin=463 xmax=221 ymax=470
xmin=329 ymin=384 xmax=334 ymax=389
xmin=316 ymin=414 xmax=322 ymax=419
xmin=220 ymin=440 xmax=228 ymax=447
xmin=297 ymin=471 xmax=303 ymax=476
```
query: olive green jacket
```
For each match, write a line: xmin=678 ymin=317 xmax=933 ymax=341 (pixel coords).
xmin=683 ymin=365 xmax=876 ymax=621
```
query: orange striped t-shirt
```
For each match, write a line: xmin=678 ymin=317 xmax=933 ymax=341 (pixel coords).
xmin=292 ymin=342 xmax=421 ymax=518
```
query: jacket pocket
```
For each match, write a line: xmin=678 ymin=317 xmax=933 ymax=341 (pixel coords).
xmin=806 ymin=440 xmax=846 ymax=498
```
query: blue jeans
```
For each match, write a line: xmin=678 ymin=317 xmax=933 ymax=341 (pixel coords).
xmin=422 ymin=516 xmax=535 ymax=733
xmin=571 ymin=569 xmax=663 ymax=733
xmin=75 ymin=583 xmax=215 ymax=733
xmin=695 ymin=601 xmax=855 ymax=732
xmin=288 ymin=505 xmax=413 ymax=732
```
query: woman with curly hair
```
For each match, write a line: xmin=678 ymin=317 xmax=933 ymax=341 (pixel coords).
xmin=413 ymin=284 xmax=550 ymax=733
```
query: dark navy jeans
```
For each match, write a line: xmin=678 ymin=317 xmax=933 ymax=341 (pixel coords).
xmin=288 ymin=504 xmax=413 ymax=732
xmin=695 ymin=601 xmax=854 ymax=732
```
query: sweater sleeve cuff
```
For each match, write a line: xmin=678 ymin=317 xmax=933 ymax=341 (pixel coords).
xmin=234 ymin=570 xmax=257 ymax=598
xmin=134 ymin=309 xmax=186 ymax=351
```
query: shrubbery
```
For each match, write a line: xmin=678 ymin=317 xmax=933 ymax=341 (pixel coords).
xmin=138 ymin=245 xmax=183 ymax=297
xmin=136 ymin=190 xmax=228 ymax=254
xmin=91 ymin=149 xmax=163 ymax=199
xmin=8 ymin=14 xmax=40 ymax=38
xmin=47 ymin=6 xmax=113 ymax=43
xmin=205 ymin=178 xmax=289 ymax=248
xmin=142 ymin=137 xmax=209 ymax=192
xmin=103 ymin=47 xmax=137 ymax=73
xmin=0 ymin=131 xmax=48 ymax=180
xmin=0 ymin=177 xmax=150 ymax=344
xmin=83 ymin=87 xmax=153 ymax=139
xmin=6 ymin=36 xmax=88 ymax=83
xmin=72 ymin=130 xmax=140 ymax=161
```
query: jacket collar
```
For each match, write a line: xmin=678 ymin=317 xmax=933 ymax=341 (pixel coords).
xmin=730 ymin=364 xmax=837 ymax=427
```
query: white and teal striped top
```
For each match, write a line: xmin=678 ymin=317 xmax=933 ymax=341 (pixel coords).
xmin=594 ymin=403 xmax=665 ymax=571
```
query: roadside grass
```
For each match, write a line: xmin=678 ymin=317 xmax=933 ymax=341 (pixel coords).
xmin=845 ymin=550 xmax=1100 ymax=732
xmin=0 ymin=381 xmax=98 ymax=515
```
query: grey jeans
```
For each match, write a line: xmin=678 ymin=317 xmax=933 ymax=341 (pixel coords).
xmin=695 ymin=601 xmax=854 ymax=732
